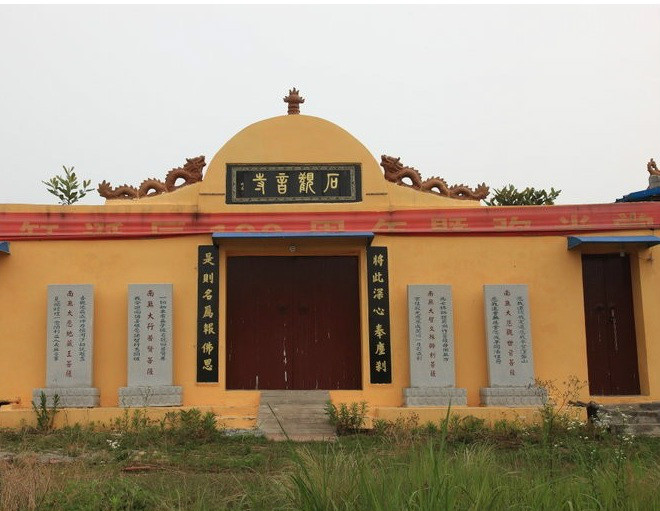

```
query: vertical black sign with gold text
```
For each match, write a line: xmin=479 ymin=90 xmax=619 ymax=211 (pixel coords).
xmin=197 ymin=245 xmax=219 ymax=382
xmin=367 ymin=246 xmax=392 ymax=384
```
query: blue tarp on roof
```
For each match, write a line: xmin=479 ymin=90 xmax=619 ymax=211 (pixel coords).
xmin=0 ymin=242 xmax=9 ymax=255
xmin=616 ymin=188 xmax=660 ymax=202
xmin=567 ymin=236 xmax=660 ymax=250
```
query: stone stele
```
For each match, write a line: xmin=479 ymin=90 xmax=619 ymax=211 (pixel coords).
xmin=118 ymin=284 xmax=182 ymax=407
xmin=404 ymin=285 xmax=466 ymax=406
xmin=32 ymin=284 xmax=99 ymax=408
xmin=480 ymin=284 xmax=546 ymax=406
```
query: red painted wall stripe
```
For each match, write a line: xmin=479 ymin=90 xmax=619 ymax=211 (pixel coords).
xmin=0 ymin=202 xmax=658 ymax=241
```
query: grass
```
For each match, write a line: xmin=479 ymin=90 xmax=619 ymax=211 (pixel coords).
xmin=0 ymin=409 xmax=659 ymax=511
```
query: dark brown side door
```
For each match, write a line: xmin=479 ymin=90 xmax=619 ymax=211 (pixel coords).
xmin=582 ymin=254 xmax=640 ymax=395
xmin=226 ymin=256 xmax=362 ymax=390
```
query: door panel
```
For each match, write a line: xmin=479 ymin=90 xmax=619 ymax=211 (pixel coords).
xmin=226 ymin=257 xmax=292 ymax=389
xmin=582 ymin=254 xmax=640 ymax=395
xmin=226 ymin=256 xmax=362 ymax=390
xmin=289 ymin=257 xmax=362 ymax=389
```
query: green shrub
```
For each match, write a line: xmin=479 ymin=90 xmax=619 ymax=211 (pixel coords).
xmin=447 ymin=415 xmax=487 ymax=443
xmin=324 ymin=401 xmax=367 ymax=435
xmin=107 ymin=408 xmax=220 ymax=448
xmin=161 ymin=408 xmax=219 ymax=442
xmin=372 ymin=413 xmax=422 ymax=445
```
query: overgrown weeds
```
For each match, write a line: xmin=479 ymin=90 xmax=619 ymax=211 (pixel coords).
xmin=1 ymin=392 xmax=660 ymax=510
xmin=0 ymin=417 xmax=658 ymax=511
xmin=0 ymin=457 xmax=53 ymax=511
xmin=285 ymin=433 xmax=660 ymax=511
xmin=103 ymin=408 xmax=223 ymax=452
xmin=32 ymin=391 xmax=59 ymax=432
xmin=324 ymin=401 xmax=368 ymax=435
xmin=535 ymin=375 xmax=588 ymax=445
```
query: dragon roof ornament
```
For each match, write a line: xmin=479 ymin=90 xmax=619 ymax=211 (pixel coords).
xmin=98 ymin=156 xmax=206 ymax=200
xmin=380 ymin=155 xmax=489 ymax=201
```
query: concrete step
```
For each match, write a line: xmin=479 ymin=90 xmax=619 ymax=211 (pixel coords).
xmin=259 ymin=406 xmax=330 ymax=414
xmin=636 ymin=402 xmax=660 ymax=411
xmin=600 ymin=402 xmax=660 ymax=412
xmin=612 ymin=423 xmax=660 ymax=437
xmin=264 ymin=428 xmax=336 ymax=436
xmin=630 ymin=424 xmax=660 ymax=437
xmin=260 ymin=390 xmax=332 ymax=405
xmin=608 ymin=411 xmax=660 ymax=425
xmin=596 ymin=403 xmax=660 ymax=436
xmin=266 ymin=433 xmax=337 ymax=442
xmin=258 ymin=409 xmax=334 ymax=423
xmin=259 ymin=415 xmax=330 ymax=424
xmin=256 ymin=390 xmax=336 ymax=441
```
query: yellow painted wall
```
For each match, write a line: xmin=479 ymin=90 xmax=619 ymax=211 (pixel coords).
xmin=1 ymin=112 xmax=659 ymax=428
xmin=1 ymin=230 xmax=658 ymax=415
xmin=0 ymin=236 xmax=206 ymax=408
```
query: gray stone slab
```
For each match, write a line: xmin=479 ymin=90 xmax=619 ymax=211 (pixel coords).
xmin=403 ymin=387 xmax=467 ymax=407
xmin=45 ymin=285 xmax=95 ymax=388
xmin=479 ymin=386 xmax=546 ymax=407
xmin=483 ymin=285 xmax=536 ymax=387
xmin=649 ymin=175 xmax=660 ymax=189
xmin=118 ymin=385 xmax=182 ymax=407
xmin=32 ymin=387 xmax=99 ymax=408
xmin=127 ymin=284 xmax=174 ymax=387
xmin=407 ymin=285 xmax=456 ymax=388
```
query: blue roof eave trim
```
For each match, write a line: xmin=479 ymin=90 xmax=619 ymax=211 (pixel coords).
xmin=0 ymin=241 xmax=9 ymax=255
xmin=212 ymin=231 xmax=375 ymax=246
xmin=567 ymin=236 xmax=660 ymax=250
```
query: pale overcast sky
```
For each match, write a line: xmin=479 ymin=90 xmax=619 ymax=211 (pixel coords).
xmin=1 ymin=5 xmax=659 ymax=205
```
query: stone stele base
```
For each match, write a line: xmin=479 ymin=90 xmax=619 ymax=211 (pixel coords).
xmin=404 ymin=387 xmax=468 ymax=406
xmin=32 ymin=387 xmax=100 ymax=408
xmin=480 ymin=386 xmax=547 ymax=407
xmin=118 ymin=386 xmax=183 ymax=407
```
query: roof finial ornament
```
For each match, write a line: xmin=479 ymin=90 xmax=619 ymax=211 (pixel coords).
xmin=283 ymin=88 xmax=304 ymax=115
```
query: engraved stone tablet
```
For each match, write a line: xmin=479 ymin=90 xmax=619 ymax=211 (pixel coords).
xmin=119 ymin=284 xmax=181 ymax=407
xmin=32 ymin=284 xmax=99 ymax=408
xmin=403 ymin=285 xmax=466 ymax=406
xmin=480 ymin=285 xmax=545 ymax=406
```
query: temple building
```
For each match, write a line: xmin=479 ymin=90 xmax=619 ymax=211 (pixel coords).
xmin=1 ymin=90 xmax=659 ymax=431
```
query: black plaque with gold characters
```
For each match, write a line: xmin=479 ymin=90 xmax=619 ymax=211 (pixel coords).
xmin=197 ymin=245 xmax=219 ymax=382
xmin=367 ymin=246 xmax=392 ymax=384
xmin=226 ymin=164 xmax=361 ymax=204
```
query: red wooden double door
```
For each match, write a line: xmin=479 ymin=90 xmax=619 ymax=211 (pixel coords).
xmin=226 ymin=256 xmax=362 ymax=390
xmin=582 ymin=254 xmax=640 ymax=395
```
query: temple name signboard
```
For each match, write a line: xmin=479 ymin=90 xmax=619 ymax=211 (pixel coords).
xmin=226 ymin=164 xmax=361 ymax=204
